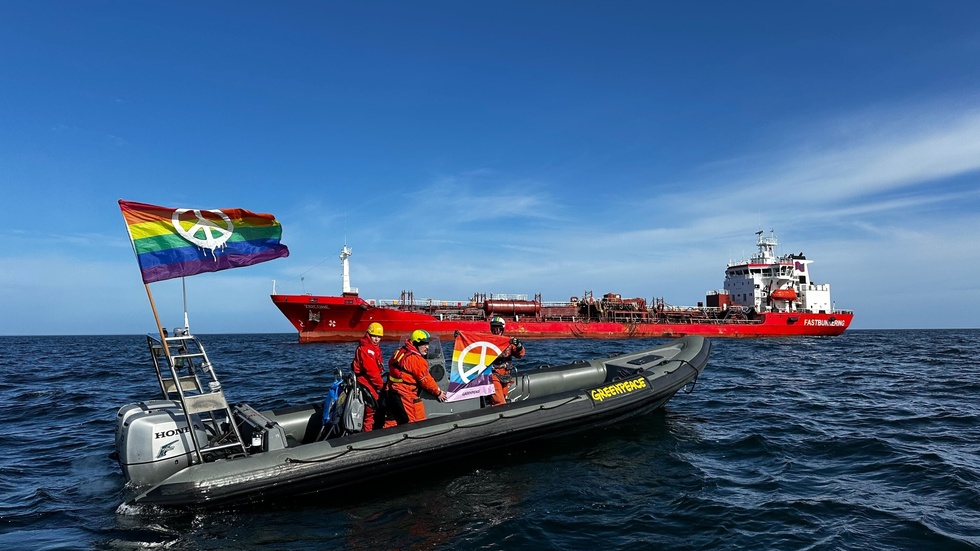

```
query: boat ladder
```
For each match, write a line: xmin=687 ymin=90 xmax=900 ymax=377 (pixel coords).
xmin=147 ymin=331 xmax=249 ymax=464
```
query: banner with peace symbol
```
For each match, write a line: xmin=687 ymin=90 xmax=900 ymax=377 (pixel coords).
xmin=447 ymin=331 xmax=513 ymax=402
xmin=119 ymin=199 xmax=289 ymax=283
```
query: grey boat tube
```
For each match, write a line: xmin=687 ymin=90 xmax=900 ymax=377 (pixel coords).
xmin=511 ymin=360 xmax=608 ymax=400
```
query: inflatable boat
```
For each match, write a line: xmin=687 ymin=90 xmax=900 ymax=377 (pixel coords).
xmin=114 ymin=331 xmax=710 ymax=508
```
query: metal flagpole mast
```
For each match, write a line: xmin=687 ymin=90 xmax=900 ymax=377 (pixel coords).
xmin=182 ymin=277 xmax=190 ymax=333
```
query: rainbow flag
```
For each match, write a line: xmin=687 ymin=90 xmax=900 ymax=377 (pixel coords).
xmin=119 ymin=199 xmax=289 ymax=284
xmin=447 ymin=331 xmax=513 ymax=402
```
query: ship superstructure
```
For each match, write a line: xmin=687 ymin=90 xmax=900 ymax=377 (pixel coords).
xmin=713 ymin=230 xmax=834 ymax=315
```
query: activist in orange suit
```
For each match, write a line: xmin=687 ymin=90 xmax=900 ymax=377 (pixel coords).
xmin=487 ymin=316 xmax=525 ymax=406
xmin=351 ymin=322 xmax=385 ymax=431
xmin=386 ymin=329 xmax=447 ymax=424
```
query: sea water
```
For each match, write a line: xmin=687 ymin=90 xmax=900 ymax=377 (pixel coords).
xmin=0 ymin=330 xmax=978 ymax=550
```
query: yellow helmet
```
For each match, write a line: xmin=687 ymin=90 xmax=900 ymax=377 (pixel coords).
xmin=367 ymin=322 xmax=384 ymax=337
xmin=411 ymin=329 xmax=430 ymax=345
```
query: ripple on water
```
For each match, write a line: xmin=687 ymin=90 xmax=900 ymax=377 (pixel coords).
xmin=2 ymin=331 xmax=980 ymax=550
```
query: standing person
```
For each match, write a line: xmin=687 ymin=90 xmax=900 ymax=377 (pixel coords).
xmin=487 ymin=316 xmax=525 ymax=406
xmin=351 ymin=322 xmax=385 ymax=431
xmin=386 ymin=329 xmax=447 ymax=424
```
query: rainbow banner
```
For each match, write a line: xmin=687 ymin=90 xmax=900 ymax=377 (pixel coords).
xmin=119 ymin=199 xmax=289 ymax=284
xmin=447 ymin=331 xmax=513 ymax=402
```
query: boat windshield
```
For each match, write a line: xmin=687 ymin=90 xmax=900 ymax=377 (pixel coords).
xmin=426 ymin=336 xmax=445 ymax=366
xmin=394 ymin=333 xmax=446 ymax=379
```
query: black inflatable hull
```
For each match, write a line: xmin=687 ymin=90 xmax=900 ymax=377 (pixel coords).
xmin=129 ymin=336 xmax=710 ymax=507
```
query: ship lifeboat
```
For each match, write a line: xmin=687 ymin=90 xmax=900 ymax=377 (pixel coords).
xmin=771 ymin=289 xmax=798 ymax=301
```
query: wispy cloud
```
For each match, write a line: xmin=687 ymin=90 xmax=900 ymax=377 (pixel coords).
xmin=764 ymin=107 xmax=980 ymax=200
xmin=419 ymin=173 xmax=557 ymax=224
xmin=50 ymin=124 xmax=129 ymax=146
xmin=646 ymin=99 xmax=980 ymax=230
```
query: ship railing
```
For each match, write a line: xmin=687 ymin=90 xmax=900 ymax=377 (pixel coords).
xmin=793 ymin=307 xmax=853 ymax=315
xmin=539 ymin=314 xmax=573 ymax=321
xmin=366 ymin=295 xmax=555 ymax=307
xmin=541 ymin=300 xmax=575 ymax=307
xmin=656 ymin=305 xmax=731 ymax=313
xmin=660 ymin=316 xmax=764 ymax=325
xmin=367 ymin=298 xmax=483 ymax=308
xmin=429 ymin=312 xmax=487 ymax=322
xmin=489 ymin=293 xmax=530 ymax=301
xmin=417 ymin=298 xmax=486 ymax=307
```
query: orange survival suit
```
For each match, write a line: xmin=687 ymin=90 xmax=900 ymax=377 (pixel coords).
xmin=351 ymin=333 xmax=385 ymax=431
xmin=486 ymin=339 xmax=525 ymax=406
xmin=386 ymin=340 xmax=442 ymax=424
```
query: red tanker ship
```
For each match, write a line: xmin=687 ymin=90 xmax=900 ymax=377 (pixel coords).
xmin=271 ymin=231 xmax=853 ymax=342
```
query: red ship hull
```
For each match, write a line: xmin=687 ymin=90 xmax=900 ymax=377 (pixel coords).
xmin=271 ymin=293 xmax=853 ymax=343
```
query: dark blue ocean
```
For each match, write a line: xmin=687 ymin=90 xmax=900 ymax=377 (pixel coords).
xmin=1 ymin=330 xmax=978 ymax=550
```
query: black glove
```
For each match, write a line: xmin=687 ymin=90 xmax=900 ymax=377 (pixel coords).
xmin=454 ymin=330 xmax=460 ymax=338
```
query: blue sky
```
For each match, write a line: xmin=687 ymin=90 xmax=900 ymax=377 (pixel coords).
xmin=2 ymin=2 xmax=978 ymax=335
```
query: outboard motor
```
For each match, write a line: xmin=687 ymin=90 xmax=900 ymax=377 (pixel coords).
xmin=115 ymin=400 xmax=209 ymax=487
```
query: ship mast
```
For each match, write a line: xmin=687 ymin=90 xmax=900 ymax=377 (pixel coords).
xmin=754 ymin=229 xmax=778 ymax=263
xmin=340 ymin=245 xmax=357 ymax=294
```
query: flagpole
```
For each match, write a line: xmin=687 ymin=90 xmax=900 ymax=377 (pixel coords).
xmin=144 ymin=283 xmax=172 ymax=357
xmin=182 ymin=277 xmax=190 ymax=333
